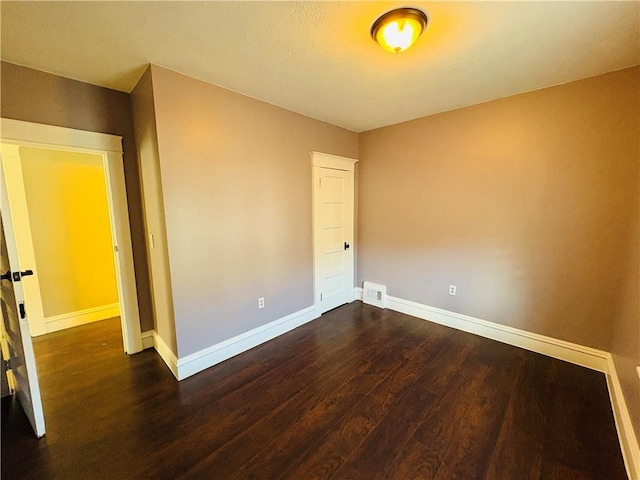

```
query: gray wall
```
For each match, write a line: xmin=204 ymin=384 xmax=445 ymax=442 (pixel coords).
xmin=130 ymin=67 xmax=177 ymax=353
xmin=147 ymin=65 xmax=359 ymax=357
xmin=358 ymin=67 xmax=639 ymax=352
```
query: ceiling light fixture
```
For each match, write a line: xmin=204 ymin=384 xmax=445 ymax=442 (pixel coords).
xmin=370 ymin=7 xmax=428 ymax=54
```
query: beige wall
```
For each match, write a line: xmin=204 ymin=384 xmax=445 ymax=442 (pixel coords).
xmin=146 ymin=65 xmax=359 ymax=356
xmin=358 ymin=67 xmax=639 ymax=351
xmin=610 ymin=164 xmax=640 ymax=446
xmin=130 ymin=67 xmax=177 ymax=353
xmin=0 ymin=61 xmax=154 ymax=331
xmin=20 ymin=147 xmax=118 ymax=317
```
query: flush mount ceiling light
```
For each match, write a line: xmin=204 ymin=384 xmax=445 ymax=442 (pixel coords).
xmin=371 ymin=7 xmax=428 ymax=54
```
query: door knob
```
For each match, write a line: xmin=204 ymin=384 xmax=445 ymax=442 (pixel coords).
xmin=344 ymin=242 xmax=350 ymax=250
xmin=0 ymin=271 xmax=10 ymax=282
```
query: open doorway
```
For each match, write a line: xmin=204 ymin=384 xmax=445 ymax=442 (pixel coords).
xmin=0 ymin=118 xmax=142 ymax=437
xmin=1 ymin=118 xmax=142 ymax=356
xmin=11 ymin=146 xmax=121 ymax=338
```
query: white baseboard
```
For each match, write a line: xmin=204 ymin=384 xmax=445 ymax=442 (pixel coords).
xmin=354 ymin=288 xmax=608 ymax=371
xmin=397 ymin=295 xmax=608 ymax=372
xmin=176 ymin=305 xmax=317 ymax=380
xmin=353 ymin=286 xmax=639 ymax=479
xmin=153 ymin=332 xmax=179 ymax=379
xmin=607 ymin=356 xmax=640 ymax=480
xmin=44 ymin=303 xmax=120 ymax=334
xmin=141 ymin=330 xmax=155 ymax=350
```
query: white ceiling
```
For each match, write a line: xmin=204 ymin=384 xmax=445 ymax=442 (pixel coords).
xmin=2 ymin=1 xmax=639 ymax=132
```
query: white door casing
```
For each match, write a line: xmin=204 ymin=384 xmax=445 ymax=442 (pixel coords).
xmin=311 ymin=152 xmax=357 ymax=315
xmin=0 ymin=119 xmax=143 ymax=354
xmin=0 ymin=169 xmax=46 ymax=438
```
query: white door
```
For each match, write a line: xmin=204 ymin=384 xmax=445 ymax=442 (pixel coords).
xmin=312 ymin=152 xmax=358 ymax=315
xmin=0 ymin=163 xmax=45 ymax=437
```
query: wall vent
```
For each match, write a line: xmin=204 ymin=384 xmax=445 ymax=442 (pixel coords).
xmin=363 ymin=282 xmax=386 ymax=309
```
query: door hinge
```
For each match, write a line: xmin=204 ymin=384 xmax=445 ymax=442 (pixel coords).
xmin=19 ymin=302 xmax=26 ymax=320
xmin=320 ymin=293 xmax=323 ymax=302
xmin=4 ymin=361 xmax=16 ymax=395
xmin=319 ymin=177 xmax=322 ymax=188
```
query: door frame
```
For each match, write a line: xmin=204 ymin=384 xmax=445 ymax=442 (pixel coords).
xmin=0 ymin=118 xmax=143 ymax=354
xmin=311 ymin=151 xmax=358 ymax=316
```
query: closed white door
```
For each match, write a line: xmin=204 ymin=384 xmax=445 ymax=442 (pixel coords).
xmin=0 ymin=162 xmax=45 ymax=437
xmin=312 ymin=152 xmax=357 ymax=315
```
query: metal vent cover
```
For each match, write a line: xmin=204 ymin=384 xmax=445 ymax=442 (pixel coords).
xmin=363 ymin=281 xmax=386 ymax=309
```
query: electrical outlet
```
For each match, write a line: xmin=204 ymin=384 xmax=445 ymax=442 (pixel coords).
xmin=449 ymin=285 xmax=457 ymax=296
xmin=258 ymin=297 xmax=265 ymax=309
xmin=636 ymin=366 xmax=640 ymax=381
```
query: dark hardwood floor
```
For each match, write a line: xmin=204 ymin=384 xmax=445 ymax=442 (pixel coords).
xmin=1 ymin=302 xmax=627 ymax=479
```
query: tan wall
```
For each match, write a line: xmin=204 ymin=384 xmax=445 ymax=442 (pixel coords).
xmin=130 ymin=67 xmax=177 ymax=353
xmin=358 ymin=67 xmax=639 ymax=351
xmin=610 ymin=160 xmax=640 ymax=446
xmin=20 ymin=147 xmax=118 ymax=317
xmin=0 ymin=61 xmax=154 ymax=331
xmin=148 ymin=65 xmax=359 ymax=356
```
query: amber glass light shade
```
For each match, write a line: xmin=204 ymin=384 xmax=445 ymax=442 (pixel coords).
xmin=371 ymin=8 xmax=428 ymax=53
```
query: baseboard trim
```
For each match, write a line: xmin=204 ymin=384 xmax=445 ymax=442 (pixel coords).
xmin=176 ymin=305 xmax=317 ymax=380
xmin=395 ymin=295 xmax=608 ymax=372
xmin=44 ymin=303 xmax=120 ymax=334
xmin=153 ymin=333 xmax=179 ymax=379
xmin=354 ymin=288 xmax=608 ymax=371
xmin=607 ymin=356 xmax=640 ymax=480
xmin=353 ymin=286 xmax=638 ymax=479
xmin=141 ymin=330 xmax=155 ymax=350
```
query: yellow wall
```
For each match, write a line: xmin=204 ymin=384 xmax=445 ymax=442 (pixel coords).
xmin=20 ymin=147 xmax=118 ymax=318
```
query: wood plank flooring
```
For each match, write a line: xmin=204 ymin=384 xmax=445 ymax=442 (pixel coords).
xmin=1 ymin=302 xmax=627 ymax=479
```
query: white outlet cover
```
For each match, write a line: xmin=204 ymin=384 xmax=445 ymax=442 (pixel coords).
xmin=449 ymin=285 xmax=456 ymax=295
xmin=636 ymin=366 xmax=640 ymax=380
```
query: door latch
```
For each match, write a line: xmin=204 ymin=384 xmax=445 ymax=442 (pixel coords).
xmin=12 ymin=270 xmax=33 ymax=282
